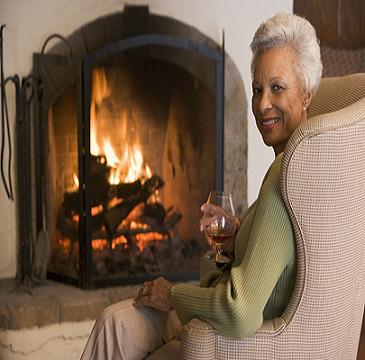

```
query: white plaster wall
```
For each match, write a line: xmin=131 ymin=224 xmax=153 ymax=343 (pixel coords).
xmin=0 ymin=0 xmax=292 ymax=279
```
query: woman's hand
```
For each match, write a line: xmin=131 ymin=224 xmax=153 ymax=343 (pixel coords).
xmin=199 ymin=203 xmax=226 ymax=232
xmin=200 ymin=203 xmax=240 ymax=259
xmin=133 ymin=277 xmax=173 ymax=312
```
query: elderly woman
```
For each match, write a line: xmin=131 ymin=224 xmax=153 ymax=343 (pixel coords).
xmin=81 ymin=12 xmax=323 ymax=359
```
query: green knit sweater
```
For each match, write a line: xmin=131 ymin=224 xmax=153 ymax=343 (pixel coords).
xmin=170 ymin=153 xmax=296 ymax=338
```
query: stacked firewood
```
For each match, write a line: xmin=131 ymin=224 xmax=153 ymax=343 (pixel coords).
xmin=57 ymin=155 xmax=181 ymax=246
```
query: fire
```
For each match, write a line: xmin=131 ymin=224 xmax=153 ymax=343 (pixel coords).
xmin=57 ymin=236 xmax=129 ymax=252
xmin=89 ymin=233 xmax=165 ymax=252
xmin=90 ymin=107 xmax=101 ymax=156
xmin=88 ymin=68 xmax=152 ymax=185
xmin=91 ymin=236 xmax=128 ymax=251
xmin=89 ymin=127 xmax=152 ymax=185
xmin=68 ymin=67 xmax=165 ymax=254
xmin=135 ymin=232 xmax=167 ymax=252
xmin=73 ymin=173 xmax=79 ymax=190
xmin=72 ymin=68 xmax=154 ymax=189
xmin=111 ymin=236 xmax=128 ymax=250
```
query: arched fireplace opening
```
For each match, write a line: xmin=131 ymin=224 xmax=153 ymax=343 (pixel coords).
xmin=30 ymin=5 xmax=247 ymax=288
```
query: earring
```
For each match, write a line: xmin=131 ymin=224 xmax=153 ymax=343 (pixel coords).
xmin=302 ymin=106 xmax=306 ymax=113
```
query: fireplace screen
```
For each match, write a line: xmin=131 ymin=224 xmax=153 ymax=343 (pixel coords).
xmin=34 ymin=34 xmax=224 ymax=288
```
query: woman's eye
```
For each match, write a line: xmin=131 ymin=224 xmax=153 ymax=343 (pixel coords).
xmin=252 ymin=87 xmax=261 ymax=95
xmin=272 ymin=84 xmax=283 ymax=91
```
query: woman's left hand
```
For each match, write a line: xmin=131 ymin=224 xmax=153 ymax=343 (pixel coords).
xmin=133 ymin=276 xmax=173 ymax=312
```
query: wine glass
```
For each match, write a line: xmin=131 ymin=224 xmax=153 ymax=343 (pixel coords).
xmin=204 ymin=191 xmax=236 ymax=264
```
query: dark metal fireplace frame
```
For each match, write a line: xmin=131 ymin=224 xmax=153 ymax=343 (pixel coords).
xmin=34 ymin=32 xmax=224 ymax=289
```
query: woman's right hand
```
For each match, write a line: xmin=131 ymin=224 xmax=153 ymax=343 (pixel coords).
xmin=199 ymin=203 xmax=225 ymax=233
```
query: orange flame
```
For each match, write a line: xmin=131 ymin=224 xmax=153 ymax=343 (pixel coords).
xmin=73 ymin=174 xmax=79 ymax=187
xmin=91 ymin=236 xmax=128 ymax=251
xmin=87 ymin=67 xmax=152 ymax=185
xmin=72 ymin=68 xmax=155 ymax=189
xmin=135 ymin=232 xmax=167 ymax=252
xmin=65 ymin=67 xmax=165 ymax=255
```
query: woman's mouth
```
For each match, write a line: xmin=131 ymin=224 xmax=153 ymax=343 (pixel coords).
xmin=261 ymin=117 xmax=280 ymax=130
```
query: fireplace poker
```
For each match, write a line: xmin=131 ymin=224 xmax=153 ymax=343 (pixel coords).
xmin=33 ymin=78 xmax=49 ymax=282
xmin=0 ymin=24 xmax=14 ymax=200
xmin=10 ymin=76 xmax=40 ymax=295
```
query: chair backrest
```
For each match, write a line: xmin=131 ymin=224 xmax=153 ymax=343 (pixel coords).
xmin=278 ymin=73 xmax=365 ymax=359
xmin=308 ymin=73 xmax=365 ymax=119
xmin=180 ymin=75 xmax=365 ymax=360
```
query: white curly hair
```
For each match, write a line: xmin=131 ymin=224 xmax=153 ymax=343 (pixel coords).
xmin=250 ymin=12 xmax=323 ymax=94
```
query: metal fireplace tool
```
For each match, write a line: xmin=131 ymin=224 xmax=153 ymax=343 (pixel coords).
xmin=1 ymin=25 xmax=62 ymax=294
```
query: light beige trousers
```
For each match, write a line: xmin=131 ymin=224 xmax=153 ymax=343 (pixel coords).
xmin=80 ymin=298 xmax=182 ymax=360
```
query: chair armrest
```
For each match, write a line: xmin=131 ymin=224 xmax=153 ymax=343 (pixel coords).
xmin=181 ymin=317 xmax=287 ymax=359
xmin=181 ymin=319 xmax=217 ymax=359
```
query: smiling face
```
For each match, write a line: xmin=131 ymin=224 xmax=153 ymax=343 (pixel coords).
xmin=252 ymin=47 xmax=312 ymax=155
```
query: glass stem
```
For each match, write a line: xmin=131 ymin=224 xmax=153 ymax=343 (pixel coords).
xmin=216 ymin=243 xmax=223 ymax=257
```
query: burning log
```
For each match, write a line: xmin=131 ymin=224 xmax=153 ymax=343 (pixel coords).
xmin=104 ymin=175 xmax=164 ymax=234
xmin=57 ymin=204 xmax=181 ymax=245
xmin=62 ymin=154 xmax=110 ymax=214
xmin=59 ymin=173 xmax=167 ymax=238
xmin=63 ymin=154 xmax=145 ymax=215
xmin=109 ymin=180 xmax=142 ymax=199
xmin=63 ymin=179 xmax=142 ymax=214
xmin=104 ymin=194 xmax=142 ymax=234
xmin=89 ymin=154 xmax=111 ymax=208
xmin=57 ymin=140 xmax=176 ymax=261
xmin=57 ymin=211 xmax=79 ymax=242
xmin=142 ymin=203 xmax=166 ymax=226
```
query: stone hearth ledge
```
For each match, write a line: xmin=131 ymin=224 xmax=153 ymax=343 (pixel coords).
xmin=0 ymin=279 xmax=142 ymax=359
xmin=0 ymin=279 xmax=141 ymax=330
xmin=0 ymin=278 xmax=199 ymax=360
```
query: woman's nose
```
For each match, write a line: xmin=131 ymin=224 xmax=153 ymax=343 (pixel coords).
xmin=258 ymin=90 xmax=272 ymax=113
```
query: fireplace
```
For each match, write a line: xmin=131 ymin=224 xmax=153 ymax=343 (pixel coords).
xmin=31 ymin=6 xmax=225 ymax=288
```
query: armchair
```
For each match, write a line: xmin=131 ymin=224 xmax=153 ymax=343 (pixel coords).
xmin=180 ymin=73 xmax=365 ymax=359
